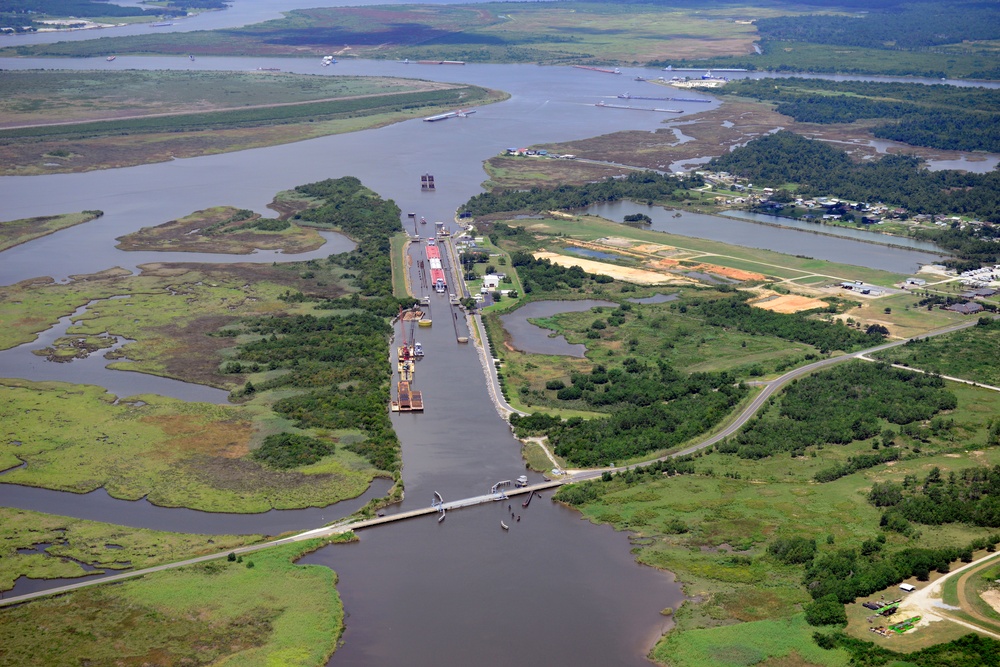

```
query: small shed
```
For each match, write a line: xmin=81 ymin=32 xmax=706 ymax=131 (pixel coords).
xmin=899 ymin=583 xmax=916 ymax=592
xmin=482 ymin=274 xmax=500 ymax=290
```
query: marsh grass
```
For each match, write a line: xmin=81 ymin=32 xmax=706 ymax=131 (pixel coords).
xmin=0 ymin=507 xmax=256 ymax=591
xmin=0 ymin=539 xmax=348 ymax=666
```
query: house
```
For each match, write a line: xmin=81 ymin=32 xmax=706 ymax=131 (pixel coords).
xmin=947 ymin=302 xmax=984 ymax=315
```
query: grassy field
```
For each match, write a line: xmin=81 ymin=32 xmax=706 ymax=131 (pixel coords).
xmin=559 ymin=381 xmax=1000 ymax=665
xmin=0 ymin=3 xmax=792 ymax=63
xmin=0 ymin=378 xmax=380 ymax=512
xmin=653 ymin=613 xmax=850 ymax=667
xmin=872 ymin=319 xmax=1000 ymax=386
xmin=0 ymin=507 xmax=258 ymax=592
xmin=0 ymin=71 xmax=446 ymax=125
xmin=0 ymin=211 xmax=103 ymax=253
xmin=0 ymin=259 xmax=348 ymax=383
xmin=0 ymin=70 xmax=502 ymax=175
xmin=0 ymin=539 xmax=349 ymax=666
xmin=0 ymin=219 xmax=391 ymax=513
xmin=671 ymin=39 xmax=1000 ymax=80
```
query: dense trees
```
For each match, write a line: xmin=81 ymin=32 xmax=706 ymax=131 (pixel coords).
xmin=719 ymin=78 xmax=1000 ymax=153
xmin=755 ymin=3 xmax=1000 ymax=51
xmin=511 ymin=359 xmax=748 ymax=466
xmin=823 ymin=632 xmax=1000 ymax=667
xmin=463 ymin=171 xmax=703 ymax=217
xmin=252 ymin=433 xmax=335 ymax=469
xmin=718 ymin=362 xmax=956 ymax=459
xmin=871 ymin=465 xmax=1000 ymax=528
xmin=710 ymin=131 xmax=1000 ymax=224
xmin=294 ymin=177 xmax=402 ymax=297
xmin=689 ymin=293 xmax=883 ymax=353
xmin=225 ymin=178 xmax=406 ymax=472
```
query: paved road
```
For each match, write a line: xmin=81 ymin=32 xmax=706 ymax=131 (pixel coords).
xmin=0 ymin=316 xmax=987 ymax=608
xmin=573 ymin=315 xmax=987 ymax=478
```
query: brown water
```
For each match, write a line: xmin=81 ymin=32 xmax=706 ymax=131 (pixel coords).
xmin=304 ymin=500 xmax=681 ymax=667
xmin=1 ymin=55 xmax=980 ymax=663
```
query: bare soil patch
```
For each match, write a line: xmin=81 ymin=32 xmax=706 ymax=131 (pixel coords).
xmin=691 ymin=262 xmax=765 ymax=282
xmin=982 ymin=589 xmax=1000 ymax=615
xmin=752 ymin=293 xmax=828 ymax=314
xmin=533 ymin=251 xmax=674 ymax=285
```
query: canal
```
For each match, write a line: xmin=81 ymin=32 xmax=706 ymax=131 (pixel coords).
xmin=0 ymin=54 xmax=983 ymax=664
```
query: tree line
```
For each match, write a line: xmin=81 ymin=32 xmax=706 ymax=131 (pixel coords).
xmin=222 ymin=177 xmax=409 ymax=472
xmin=718 ymin=362 xmax=956 ymax=459
xmin=687 ymin=293 xmax=884 ymax=353
xmin=462 ymin=171 xmax=703 ymax=217
xmin=709 ymin=131 xmax=1000 ymax=225
xmin=871 ymin=465 xmax=1000 ymax=529
xmin=718 ymin=78 xmax=1000 ymax=153
xmin=294 ymin=176 xmax=401 ymax=297
xmin=754 ymin=2 xmax=1000 ymax=51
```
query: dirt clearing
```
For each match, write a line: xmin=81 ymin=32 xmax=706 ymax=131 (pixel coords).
xmin=533 ymin=251 xmax=675 ymax=285
xmin=752 ymin=293 xmax=828 ymax=313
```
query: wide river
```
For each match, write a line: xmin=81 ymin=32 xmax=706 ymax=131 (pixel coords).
xmin=0 ymin=52 xmax=989 ymax=664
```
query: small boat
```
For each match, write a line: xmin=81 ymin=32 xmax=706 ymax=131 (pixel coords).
xmin=500 ymin=521 xmax=509 ymax=530
xmin=420 ymin=216 xmax=427 ymax=224
xmin=515 ymin=475 xmax=528 ymax=488
xmin=413 ymin=342 xmax=424 ymax=357
xmin=106 ymin=56 xmax=116 ymax=62
xmin=189 ymin=55 xmax=195 ymax=61
xmin=150 ymin=21 xmax=174 ymax=27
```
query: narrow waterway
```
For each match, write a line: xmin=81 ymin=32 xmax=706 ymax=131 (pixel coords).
xmin=583 ymin=201 xmax=945 ymax=274
xmin=0 ymin=54 xmax=989 ymax=663
xmin=500 ymin=299 xmax=616 ymax=357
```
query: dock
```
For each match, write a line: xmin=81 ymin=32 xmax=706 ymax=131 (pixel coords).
xmin=574 ymin=65 xmax=621 ymax=75
xmin=595 ymin=101 xmax=681 ymax=113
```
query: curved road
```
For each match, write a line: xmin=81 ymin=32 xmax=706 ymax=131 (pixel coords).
xmin=0 ymin=316 xmax=989 ymax=608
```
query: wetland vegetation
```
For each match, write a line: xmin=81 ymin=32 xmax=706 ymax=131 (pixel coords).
xmin=0 ymin=70 xmax=500 ymax=175
xmin=0 ymin=177 xmax=408 ymax=513
xmin=0 ymin=507 xmax=256 ymax=592
xmin=0 ymin=210 xmax=102 ymax=252
xmin=0 ymin=538 xmax=352 ymax=666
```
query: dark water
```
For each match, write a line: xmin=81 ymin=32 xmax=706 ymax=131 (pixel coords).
xmin=0 ymin=302 xmax=231 ymax=403
xmin=0 ymin=478 xmax=393 ymax=535
xmin=0 ymin=55 xmax=963 ymax=662
xmin=500 ymin=299 xmax=615 ymax=357
xmin=305 ymin=500 xmax=681 ymax=667
xmin=567 ymin=246 xmax=619 ymax=260
xmin=629 ymin=293 xmax=678 ymax=304
xmin=583 ymin=201 xmax=945 ymax=274
xmin=721 ymin=209 xmax=945 ymax=252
